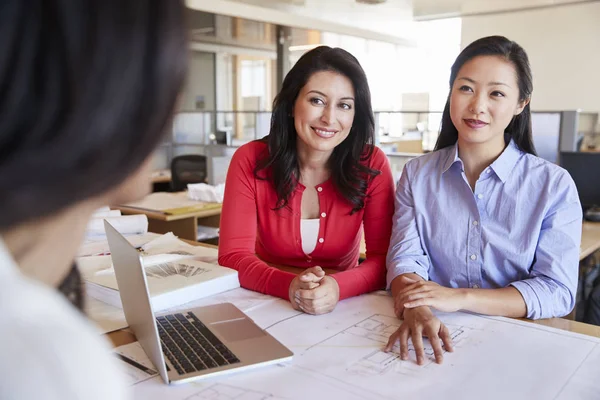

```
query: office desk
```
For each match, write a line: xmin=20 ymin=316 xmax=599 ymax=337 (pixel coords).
xmin=103 ymin=240 xmax=600 ymax=398
xmin=580 ymin=221 xmax=600 ymax=260
xmin=151 ymin=169 xmax=171 ymax=184
xmin=114 ymin=192 xmax=222 ymax=241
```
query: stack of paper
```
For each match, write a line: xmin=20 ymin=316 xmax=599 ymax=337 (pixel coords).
xmin=82 ymin=233 xmax=237 ymax=312
xmin=86 ymin=214 xmax=148 ymax=238
xmin=187 ymin=183 xmax=225 ymax=203
xmin=92 ymin=210 xmax=122 ymax=218
xmin=86 ymin=259 xmax=238 ymax=312
xmin=78 ymin=232 xmax=160 ymax=257
xmin=78 ymin=209 xmax=152 ymax=257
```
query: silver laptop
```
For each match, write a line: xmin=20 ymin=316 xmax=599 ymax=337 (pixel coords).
xmin=104 ymin=221 xmax=293 ymax=384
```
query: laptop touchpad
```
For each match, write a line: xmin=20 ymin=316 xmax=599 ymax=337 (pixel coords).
xmin=211 ymin=319 xmax=266 ymax=342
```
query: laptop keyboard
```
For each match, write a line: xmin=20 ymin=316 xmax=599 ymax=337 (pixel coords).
xmin=156 ymin=312 xmax=241 ymax=375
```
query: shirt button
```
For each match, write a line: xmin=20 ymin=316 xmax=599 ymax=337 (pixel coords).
xmin=321 ymin=212 xmax=326 ymax=218
xmin=472 ymin=284 xmax=480 ymax=289
xmin=477 ymin=194 xmax=483 ymax=199
xmin=306 ymin=259 xmax=311 ymax=263
xmin=317 ymin=187 xmax=323 ymax=192
xmin=470 ymin=254 xmax=477 ymax=260
xmin=318 ymin=238 xmax=324 ymax=243
xmin=473 ymin=220 xmax=479 ymax=226
xmin=486 ymin=169 xmax=491 ymax=174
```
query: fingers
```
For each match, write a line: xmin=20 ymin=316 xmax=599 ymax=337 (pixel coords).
xmin=296 ymin=291 xmax=335 ymax=312
xmin=394 ymin=300 xmax=405 ymax=319
xmin=289 ymin=294 xmax=302 ymax=311
xmin=295 ymin=293 xmax=329 ymax=309
xmin=385 ymin=327 xmax=401 ymax=352
xmin=394 ymin=287 xmax=425 ymax=316
xmin=398 ymin=326 xmax=410 ymax=360
xmin=296 ymin=295 xmax=335 ymax=315
xmin=439 ymin=323 xmax=454 ymax=353
xmin=299 ymin=266 xmax=325 ymax=283
xmin=296 ymin=288 xmax=326 ymax=300
xmin=299 ymin=273 xmax=324 ymax=283
xmin=299 ymin=274 xmax=323 ymax=283
xmin=299 ymin=302 xmax=335 ymax=315
xmin=397 ymin=282 xmax=431 ymax=298
xmin=387 ymin=312 xmax=454 ymax=366
xmin=410 ymin=326 xmax=426 ymax=365
xmin=404 ymin=298 xmax=433 ymax=309
xmin=294 ymin=273 xmax=338 ymax=314
xmin=397 ymin=290 xmax=431 ymax=308
xmin=395 ymin=282 xmax=431 ymax=311
xmin=296 ymin=283 xmax=329 ymax=300
xmin=297 ymin=281 xmax=320 ymax=290
xmin=425 ymin=325 xmax=444 ymax=364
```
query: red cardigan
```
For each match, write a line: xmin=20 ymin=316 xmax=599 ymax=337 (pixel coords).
xmin=218 ymin=140 xmax=394 ymax=301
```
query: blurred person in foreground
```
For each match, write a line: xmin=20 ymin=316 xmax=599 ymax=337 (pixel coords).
xmin=0 ymin=1 xmax=188 ymax=398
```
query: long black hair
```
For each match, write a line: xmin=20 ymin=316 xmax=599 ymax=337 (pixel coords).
xmin=434 ymin=35 xmax=536 ymax=155
xmin=0 ymin=0 xmax=188 ymax=230
xmin=255 ymin=46 xmax=379 ymax=213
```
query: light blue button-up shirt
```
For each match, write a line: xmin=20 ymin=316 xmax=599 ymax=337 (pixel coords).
xmin=386 ymin=140 xmax=582 ymax=319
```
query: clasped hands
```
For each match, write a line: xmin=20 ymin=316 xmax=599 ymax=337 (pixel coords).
xmin=288 ymin=266 xmax=340 ymax=315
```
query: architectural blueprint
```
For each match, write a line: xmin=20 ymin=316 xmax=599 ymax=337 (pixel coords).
xmin=182 ymin=383 xmax=286 ymax=400
xmin=116 ymin=291 xmax=600 ymax=399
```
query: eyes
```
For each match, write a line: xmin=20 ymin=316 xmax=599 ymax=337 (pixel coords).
xmin=458 ymin=85 xmax=506 ymax=98
xmin=310 ymin=97 xmax=353 ymax=110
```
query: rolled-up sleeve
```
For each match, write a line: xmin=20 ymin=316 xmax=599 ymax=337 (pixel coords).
xmin=386 ymin=163 xmax=431 ymax=288
xmin=510 ymin=173 xmax=582 ymax=319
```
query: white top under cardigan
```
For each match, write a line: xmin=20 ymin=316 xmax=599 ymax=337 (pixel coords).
xmin=300 ymin=218 xmax=320 ymax=254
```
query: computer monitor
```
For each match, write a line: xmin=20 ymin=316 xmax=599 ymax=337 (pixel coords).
xmin=214 ymin=130 xmax=228 ymax=145
xmin=560 ymin=152 xmax=600 ymax=209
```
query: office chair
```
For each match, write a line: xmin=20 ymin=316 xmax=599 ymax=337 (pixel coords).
xmin=170 ymin=154 xmax=208 ymax=192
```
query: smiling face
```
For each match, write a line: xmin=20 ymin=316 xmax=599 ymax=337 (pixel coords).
xmin=293 ymin=70 xmax=355 ymax=157
xmin=449 ymin=55 xmax=529 ymax=151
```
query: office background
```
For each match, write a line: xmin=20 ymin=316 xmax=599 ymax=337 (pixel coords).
xmin=150 ymin=0 xmax=600 ymax=188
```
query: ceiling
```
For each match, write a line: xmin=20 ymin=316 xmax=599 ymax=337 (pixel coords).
xmin=411 ymin=0 xmax=593 ymax=19
xmin=187 ymin=0 xmax=597 ymax=43
xmin=228 ymin=0 xmax=595 ymax=20
xmin=186 ymin=0 xmax=416 ymax=45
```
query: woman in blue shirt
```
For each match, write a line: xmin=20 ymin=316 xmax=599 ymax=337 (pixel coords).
xmin=385 ymin=36 xmax=582 ymax=365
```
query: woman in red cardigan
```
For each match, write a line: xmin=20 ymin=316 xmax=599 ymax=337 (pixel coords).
xmin=218 ymin=46 xmax=394 ymax=315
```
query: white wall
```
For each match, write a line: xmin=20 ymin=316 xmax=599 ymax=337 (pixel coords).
xmin=461 ymin=2 xmax=600 ymax=120
xmin=181 ymin=51 xmax=216 ymax=111
xmin=215 ymin=53 xmax=233 ymax=112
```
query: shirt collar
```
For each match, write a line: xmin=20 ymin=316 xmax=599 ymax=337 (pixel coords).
xmin=488 ymin=140 xmax=523 ymax=183
xmin=440 ymin=140 xmax=523 ymax=182
xmin=0 ymin=238 xmax=19 ymax=277
xmin=441 ymin=143 xmax=462 ymax=174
